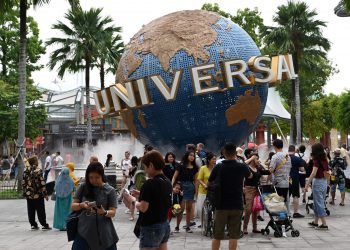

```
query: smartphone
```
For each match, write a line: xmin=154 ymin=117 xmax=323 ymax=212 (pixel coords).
xmin=88 ymin=201 xmax=96 ymax=207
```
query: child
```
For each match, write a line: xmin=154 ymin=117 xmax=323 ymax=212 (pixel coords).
xmin=168 ymin=182 xmax=183 ymax=232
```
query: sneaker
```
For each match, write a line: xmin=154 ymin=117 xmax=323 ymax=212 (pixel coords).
xmin=42 ymin=225 xmax=52 ymax=231
xmin=329 ymin=201 xmax=335 ymax=205
xmin=197 ymin=225 xmax=202 ymax=228
xmin=257 ymin=215 xmax=264 ymax=221
xmin=293 ymin=213 xmax=305 ymax=218
xmin=129 ymin=217 xmax=134 ymax=221
xmin=31 ymin=226 xmax=39 ymax=230
xmin=186 ymin=227 xmax=193 ymax=233
xmin=308 ymin=222 xmax=318 ymax=228
xmin=125 ymin=209 xmax=131 ymax=214
xmin=182 ymin=221 xmax=196 ymax=229
xmin=315 ymin=225 xmax=328 ymax=230
xmin=174 ymin=227 xmax=180 ymax=233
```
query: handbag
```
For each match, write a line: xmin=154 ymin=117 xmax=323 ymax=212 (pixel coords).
xmin=133 ymin=217 xmax=141 ymax=238
xmin=51 ymin=191 xmax=56 ymax=201
xmin=66 ymin=210 xmax=82 ymax=242
xmin=252 ymin=193 xmax=264 ymax=212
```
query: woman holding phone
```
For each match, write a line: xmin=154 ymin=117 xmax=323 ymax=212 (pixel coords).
xmin=71 ymin=162 xmax=119 ymax=250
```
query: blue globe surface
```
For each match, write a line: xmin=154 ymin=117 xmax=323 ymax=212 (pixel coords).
xmin=116 ymin=10 xmax=268 ymax=151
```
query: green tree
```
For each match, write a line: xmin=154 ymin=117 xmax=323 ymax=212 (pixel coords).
xmin=337 ymin=91 xmax=350 ymax=133
xmin=0 ymin=0 xmax=79 ymax=192
xmin=47 ymin=7 xmax=118 ymax=146
xmin=201 ymin=3 xmax=265 ymax=48
xmin=264 ymin=1 xmax=330 ymax=145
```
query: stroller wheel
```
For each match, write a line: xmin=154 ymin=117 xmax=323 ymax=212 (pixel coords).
xmin=291 ymin=230 xmax=300 ymax=237
xmin=264 ymin=228 xmax=270 ymax=235
xmin=274 ymin=231 xmax=282 ymax=238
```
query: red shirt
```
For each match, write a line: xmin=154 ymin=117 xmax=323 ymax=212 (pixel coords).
xmin=314 ymin=159 xmax=329 ymax=179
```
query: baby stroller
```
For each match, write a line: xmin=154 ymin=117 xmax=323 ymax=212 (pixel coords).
xmin=258 ymin=185 xmax=300 ymax=238
xmin=306 ymin=185 xmax=330 ymax=216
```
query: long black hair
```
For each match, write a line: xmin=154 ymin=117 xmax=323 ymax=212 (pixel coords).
xmin=181 ymin=150 xmax=198 ymax=169
xmin=105 ymin=154 xmax=112 ymax=167
xmin=206 ymin=152 xmax=216 ymax=166
xmin=84 ymin=162 xmax=106 ymax=200
xmin=311 ymin=143 xmax=327 ymax=168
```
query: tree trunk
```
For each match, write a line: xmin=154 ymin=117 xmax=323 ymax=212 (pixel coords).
xmin=17 ymin=0 xmax=27 ymax=193
xmin=85 ymin=57 xmax=92 ymax=148
xmin=295 ymin=76 xmax=302 ymax=145
xmin=100 ymin=60 xmax=106 ymax=138
xmin=290 ymin=86 xmax=296 ymax=145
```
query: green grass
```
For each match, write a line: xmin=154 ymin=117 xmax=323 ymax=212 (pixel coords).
xmin=346 ymin=188 xmax=350 ymax=193
xmin=0 ymin=189 xmax=23 ymax=199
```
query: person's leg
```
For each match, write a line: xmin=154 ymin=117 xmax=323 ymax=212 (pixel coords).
xmin=44 ymin=170 xmax=49 ymax=182
xmin=159 ymin=243 xmax=168 ymax=250
xmin=228 ymin=239 xmax=238 ymax=250
xmin=36 ymin=197 xmax=48 ymax=227
xmin=243 ymin=188 xmax=254 ymax=233
xmin=252 ymin=211 xmax=258 ymax=231
xmin=293 ymin=197 xmax=299 ymax=213
xmin=191 ymin=201 xmax=196 ymax=221
xmin=26 ymin=199 xmax=37 ymax=227
xmin=340 ymin=192 xmax=345 ymax=204
xmin=185 ymin=201 xmax=192 ymax=227
xmin=330 ymin=184 xmax=336 ymax=204
xmin=196 ymin=193 xmax=206 ymax=225
xmin=212 ymin=239 xmax=221 ymax=250
xmin=176 ymin=201 xmax=185 ymax=229
xmin=339 ymin=182 xmax=346 ymax=205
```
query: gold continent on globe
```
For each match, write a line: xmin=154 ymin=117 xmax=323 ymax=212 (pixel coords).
xmin=116 ymin=10 xmax=221 ymax=82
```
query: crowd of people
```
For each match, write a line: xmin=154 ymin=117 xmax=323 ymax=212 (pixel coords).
xmin=18 ymin=141 xmax=350 ymax=250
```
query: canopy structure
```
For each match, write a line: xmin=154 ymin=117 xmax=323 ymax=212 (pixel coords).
xmin=263 ymin=87 xmax=291 ymax=120
xmin=37 ymin=86 xmax=98 ymax=123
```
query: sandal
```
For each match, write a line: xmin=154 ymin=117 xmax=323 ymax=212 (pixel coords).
xmin=339 ymin=203 xmax=345 ymax=206
xmin=243 ymin=229 xmax=248 ymax=234
xmin=252 ymin=229 xmax=261 ymax=233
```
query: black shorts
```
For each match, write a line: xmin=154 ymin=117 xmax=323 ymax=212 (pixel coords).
xmin=289 ymin=184 xmax=300 ymax=198
xmin=275 ymin=187 xmax=289 ymax=202
xmin=299 ymin=174 xmax=306 ymax=188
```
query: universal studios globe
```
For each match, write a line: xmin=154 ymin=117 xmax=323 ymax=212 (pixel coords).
xmin=116 ymin=10 xmax=268 ymax=151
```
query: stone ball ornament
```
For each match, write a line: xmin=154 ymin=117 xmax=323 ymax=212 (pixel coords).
xmin=94 ymin=10 xmax=297 ymax=151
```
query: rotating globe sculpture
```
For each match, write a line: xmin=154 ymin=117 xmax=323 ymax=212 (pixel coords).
xmin=116 ymin=10 xmax=268 ymax=150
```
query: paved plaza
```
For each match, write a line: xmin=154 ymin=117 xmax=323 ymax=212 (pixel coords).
xmin=0 ymin=192 xmax=349 ymax=250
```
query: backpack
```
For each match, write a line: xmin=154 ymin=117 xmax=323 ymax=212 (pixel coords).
xmin=206 ymin=163 xmax=222 ymax=209
xmin=298 ymin=153 xmax=308 ymax=174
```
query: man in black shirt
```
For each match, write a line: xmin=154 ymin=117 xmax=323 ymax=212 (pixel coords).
xmin=135 ymin=150 xmax=172 ymax=249
xmin=209 ymin=143 xmax=252 ymax=250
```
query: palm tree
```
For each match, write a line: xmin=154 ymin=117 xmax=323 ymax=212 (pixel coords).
xmin=0 ymin=0 xmax=80 ymax=192
xmin=264 ymin=1 xmax=330 ymax=144
xmin=47 ymin=7 xmax=118 ymax=147
xmin=94 ymin=31 xmax=124 ymax=136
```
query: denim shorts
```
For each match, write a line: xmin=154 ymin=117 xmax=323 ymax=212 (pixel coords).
xmin=139 ymin=222 xmax=170 ymax=248
xmin=182 ymin=181 xmax=195 ymax=201
xmin=331 ymin=181 xmax=346 ymax=193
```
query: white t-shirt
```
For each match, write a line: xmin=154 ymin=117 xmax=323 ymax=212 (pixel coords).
xmin=121 ymin=158 xmax=131 ymax=176
xmin=45 ymin=156 xmax=52 ymax=170
xmin=54 ymin=155 xmax=64 ymax=169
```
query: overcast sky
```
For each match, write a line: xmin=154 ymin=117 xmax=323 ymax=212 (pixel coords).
xmin=28 ymin=0 xmax=350 ymax=95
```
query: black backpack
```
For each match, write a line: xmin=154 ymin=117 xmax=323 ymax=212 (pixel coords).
xmin=207 ymin=163 xmax=223 ymax=209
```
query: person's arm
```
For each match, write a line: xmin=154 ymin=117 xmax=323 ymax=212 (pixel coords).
xmin=135 ymin=181 xmax=151 ymax=213
xmin=268 ymin=156 xmax=277 ymax=173
xmin=37 ymin=170 xmax=48 ymax=200
xmin=71 ymin=199 xmax=90 ymax=211
xmin=305 ymin=166 xmax=318 ymax=191
xmin=172 ymin=170 xmax=179 ymax=186
xmin=197 ymin=167 xmax=207 ymax=189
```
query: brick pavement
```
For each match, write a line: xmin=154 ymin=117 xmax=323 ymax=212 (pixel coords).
xmin=0 ymin=192 xmax=349 ymax=250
